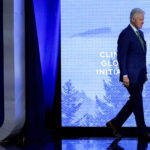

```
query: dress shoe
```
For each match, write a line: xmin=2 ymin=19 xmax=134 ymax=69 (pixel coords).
xmin=107 ymin=138 xmax=123 ymax=150
xmin=138 ymin=133 xmax=150 ymax=142
xmin=106 ymin=121 xmax=122 ymax=139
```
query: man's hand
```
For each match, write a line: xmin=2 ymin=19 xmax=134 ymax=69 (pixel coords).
xmin=144 ymin=74 xmax=148 ymax=83
xmin=123 ymin=76 xmax=130 ymax=87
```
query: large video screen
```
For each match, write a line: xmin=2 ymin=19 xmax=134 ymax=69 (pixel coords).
xmin=61 ymin=0 xmax=150 ymax=127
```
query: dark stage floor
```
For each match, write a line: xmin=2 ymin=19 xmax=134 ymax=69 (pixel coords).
xmin=0 ymin=137 xmax=150 ymax=150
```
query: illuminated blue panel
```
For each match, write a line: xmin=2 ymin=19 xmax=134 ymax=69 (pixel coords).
xmin=61 ymin=0 xmax=150 ymax=127
xmin=33 ymin=0 xmax=60 ymax=109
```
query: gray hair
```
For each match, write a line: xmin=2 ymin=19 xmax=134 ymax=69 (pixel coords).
xmin=130 ymin=8 xmax=145 ymax=21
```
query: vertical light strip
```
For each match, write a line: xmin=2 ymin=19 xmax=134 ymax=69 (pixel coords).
xmin=14 ymin=0 xmax=25 ymax=131
xmin=0 ymin=0 xmax=25 ymax=140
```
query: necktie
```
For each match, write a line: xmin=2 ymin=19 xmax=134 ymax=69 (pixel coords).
xmin=136 ymin=31 xmax=145 ymax=52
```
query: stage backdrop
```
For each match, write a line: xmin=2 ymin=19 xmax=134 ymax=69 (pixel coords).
xmin=61 ymin=0 xmax=150 ymax=127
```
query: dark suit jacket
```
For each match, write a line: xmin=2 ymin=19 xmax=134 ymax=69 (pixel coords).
xmin=117 ymin=25 xmax=147 ymax=84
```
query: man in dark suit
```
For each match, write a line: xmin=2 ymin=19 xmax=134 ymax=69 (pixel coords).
xmin=106 ymin=8 xmax=150 ymax=141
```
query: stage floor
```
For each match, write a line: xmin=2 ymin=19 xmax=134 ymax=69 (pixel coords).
xmin=0 ymin=137 xmax=149 ymax=150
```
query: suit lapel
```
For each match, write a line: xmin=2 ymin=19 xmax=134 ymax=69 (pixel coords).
xmin=127 ymin=25 xmax=146 ymax=53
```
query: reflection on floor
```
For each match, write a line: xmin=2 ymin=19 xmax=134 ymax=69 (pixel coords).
xmin=62 ymin=138 xmax=149 ymax=150
xmin=0 ymin=138 xmax=150 ymax=150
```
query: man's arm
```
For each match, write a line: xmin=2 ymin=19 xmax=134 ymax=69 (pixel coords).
xmin=117 ymin=31 xmax=130 ymax=87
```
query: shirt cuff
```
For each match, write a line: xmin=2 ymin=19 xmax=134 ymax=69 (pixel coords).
xmin=123 ymin=75 xmax=128 ymax=77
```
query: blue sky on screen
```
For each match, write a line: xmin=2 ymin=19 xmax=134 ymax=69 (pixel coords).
xmin=61 ymin=0 xmax=150 ymax=37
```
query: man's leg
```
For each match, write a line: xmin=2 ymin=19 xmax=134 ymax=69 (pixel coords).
xmin=128 ymin=84 xmax=147 ymax=133
xmin=110 ymin=83 xmax=147 ymax=133
xmin=106 ymin=84 xmax=133 ymax=138
xmin=110 ymin=84 xmax=135 ymax=128
xmin=110 ymin=96 xmax=133 ymax=128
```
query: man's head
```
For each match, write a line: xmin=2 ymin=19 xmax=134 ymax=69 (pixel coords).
xmin=130 ymin=8 xmax=145 ymax=29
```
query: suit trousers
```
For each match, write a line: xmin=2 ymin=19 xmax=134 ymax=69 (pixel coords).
xmin=111 ymin=83 xmax=147 ymax=133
